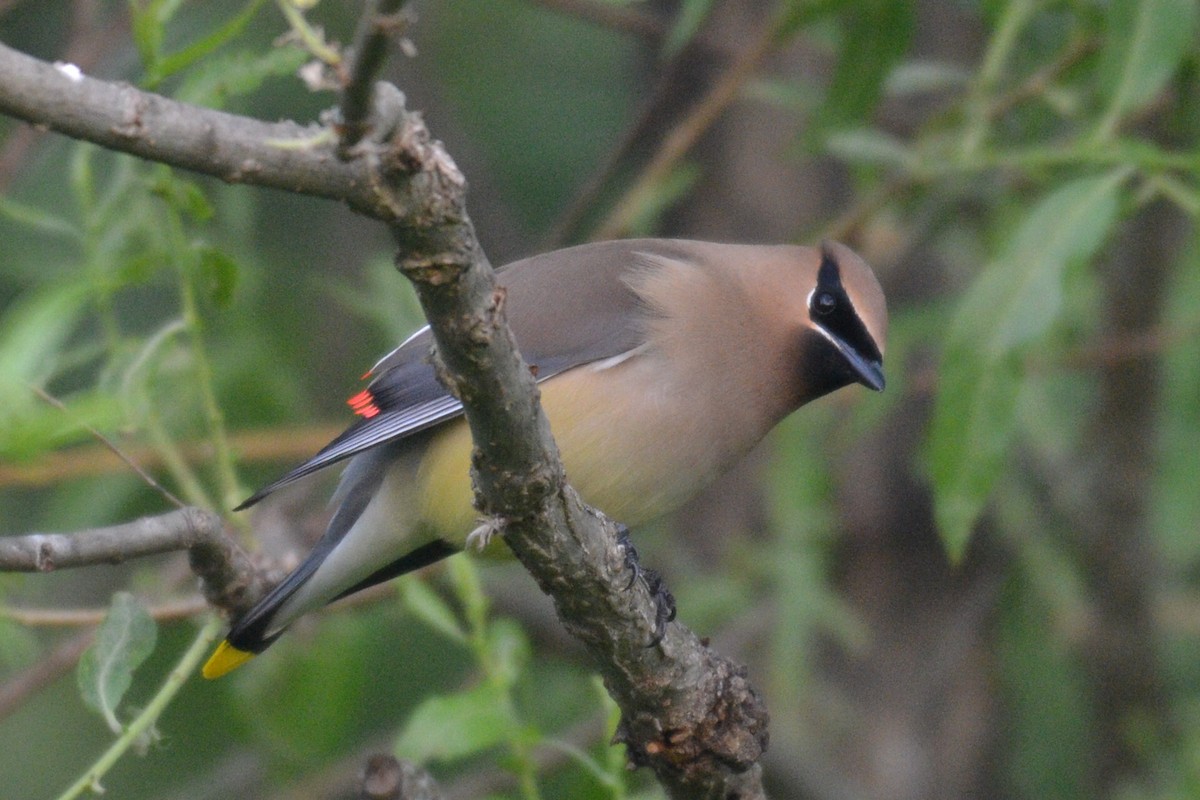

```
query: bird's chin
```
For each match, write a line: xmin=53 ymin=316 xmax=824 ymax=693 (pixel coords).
xmin=796 ymin=330 xmax=885 ymax=402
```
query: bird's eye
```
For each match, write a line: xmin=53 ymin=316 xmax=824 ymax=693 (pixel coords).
xmin=813 ymin=291 xmax=837 ymax=315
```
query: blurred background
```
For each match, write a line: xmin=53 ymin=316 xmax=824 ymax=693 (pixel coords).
xmin=1 ymin=0 xmax=1198 ymax=798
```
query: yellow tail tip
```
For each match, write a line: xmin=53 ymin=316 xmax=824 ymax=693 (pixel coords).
xmin=202 ymin=640 xmax=255 ymax=679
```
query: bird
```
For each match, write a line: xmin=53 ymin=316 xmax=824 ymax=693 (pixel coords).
xmin=202 ymin=238 xmax=887 ymax=679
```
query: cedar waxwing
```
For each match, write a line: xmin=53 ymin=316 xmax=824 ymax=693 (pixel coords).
xmin=203 ymin=239 xmax=887 ymax=678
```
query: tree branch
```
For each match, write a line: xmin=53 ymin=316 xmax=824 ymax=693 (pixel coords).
xmin=0 ymin=42 xmax=403 ymax=221
xmin=0 ymin=40 xmax=768 ymax=797
xmin=0 ymin=507 xmax=267 ymax=617
xmin=0 ymin=507 xmax=213 ymax=571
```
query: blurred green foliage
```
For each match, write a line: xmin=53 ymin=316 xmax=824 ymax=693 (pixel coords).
xmin=0 ymin=0 xmax=1198 ymax=798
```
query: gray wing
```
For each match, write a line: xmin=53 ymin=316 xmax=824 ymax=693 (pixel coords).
xmin=237 ymin=239 xmax=693 ymax=509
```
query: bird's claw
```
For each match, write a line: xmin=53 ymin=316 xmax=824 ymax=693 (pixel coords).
xmin=616 ymin=524 xmax=677 ymax=646
xmin=466 ymin=518 xmax=503 ymax=551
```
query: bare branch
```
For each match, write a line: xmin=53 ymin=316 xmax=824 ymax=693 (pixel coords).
xmin=0 ymin=508 xmax=267 ymax=617
xmin=0 ymin=507 xmax=214 ymax=571
xmin=0 ymin=42 xmax=412 ymax=223
xmin=33 ymin=385 xmax=186 ymax=508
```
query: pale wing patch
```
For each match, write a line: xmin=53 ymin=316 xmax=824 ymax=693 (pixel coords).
xmin=589 ymin=342 xmax=650 ymax=372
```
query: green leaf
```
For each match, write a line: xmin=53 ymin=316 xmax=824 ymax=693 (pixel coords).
xmin=129 ymin=0 xmax=185 ymax=72
xmin=596 ymin=676 xmax=624 ymax=773
xmin=486 ymin=618 xmax=531 ymax=688
xmin=448 ymin=556 xmax=488 ymax=635
xmin=662 ymin=0 xmax=717 ymax=58
xmin=175 ymin=44 xmax=309 ymax=108
xmin=0 ymin=283 xmax=88 ymax=402
xmin=805 ymin=0 xmax=913 ymax=148
xmin=928 ymin=352 xmax=1023 ymax=559
xmin=146 ymin=0 xmax=269 ymax=86
xmin=69 ymin=143 xmax=97 ymax=216
xmin=958 ymin=172 xmax=1126 ymax=352
xmin=884 ymin=60 xmax=972 ymax=96
xmin=395 ymin=680 xmax=514 ymax=764
xmin=151 ymin=172 xmax=214 ymax=221
xmin=0 ymin=387 xmax=125 ymax=459
xmin=196 ymin=245 xmax=240 ymax=307
xmin=928 ymin=171 xmax=1127 ymax=559
xmin=825 ymin=128 xmax=916 ymax=169
xmin=77 ymin=593 xmax=158 ymax=733
xmin=0 ymin=195 xmax=80 ymax=240
xmin=130 ymin=3 xmax=164 ymax=72
xmin=403 ymin=579 xmax=467 ymax=644
xmin=1097 ymin=0 xmax=1198 ymax=138
xmin=773 ymin=0 xmax=846 ymax=43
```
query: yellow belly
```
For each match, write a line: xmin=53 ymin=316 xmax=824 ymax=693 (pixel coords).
xmin=416 ymin=360 xmax=726 ymax=543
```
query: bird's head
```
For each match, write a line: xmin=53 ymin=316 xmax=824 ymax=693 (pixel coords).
xmin=794 ymin=240 xmax=888 ymax=402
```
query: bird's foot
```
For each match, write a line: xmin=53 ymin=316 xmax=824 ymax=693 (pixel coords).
xmin=466 ymin=518 xmax=504 ymax=551
xmin=616 ymin=524 xmax=676 ymax=646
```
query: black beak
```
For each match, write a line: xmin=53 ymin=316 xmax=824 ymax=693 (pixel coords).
xmin=850 ymin=351 xmax=886 ymax=392
xmin=826 ymin=330 xmax=885 ymax=392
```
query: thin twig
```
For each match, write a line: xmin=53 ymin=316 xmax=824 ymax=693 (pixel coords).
xmin=959 ymin=0 xmax=1038 ymax=157
xmin=338 ymin=0 xmax=411 ymax=154
xmin=274 ymin=0 xmax=341 ymax=65
xmin=2 ymin=580 xmax=395 ymax=632
xmin=592 ymin=10 xmax=784 ymax=239
xmin=32 ymin=385 xmax=185 ymax=508
xmin=1042 ymin=321 xmax=1200 ymax=371
xmin=528 ymin=0 xmax=742 ymax=61
xmin=983 ymin=34 xmax=1097 ymax=123
xmin=541 ymin=43 xmax=711 ymax=247
xmin=358 ymin=755 xmax=442 ymax=800
xmin=265 ymin=710 xmax=605 ymax=800
xmin=443 ymin=712 xmax=610 ymax=800
xmin=0 ymin=630 xmax=93 ymax=722
xmin=55 ymin=615 xmax=223 ymax=800
xmin=0 ymin=597 xmax=208 ymax=627
xmin=0 ymin=600 xmax=208 ymax=727
xmin=0 ymin=423 xmax=343 ymax=489
xmin=820 ymin=176 xmax=913 ymax=244
xmin=176 ymin=245 xmax=245 ymax=512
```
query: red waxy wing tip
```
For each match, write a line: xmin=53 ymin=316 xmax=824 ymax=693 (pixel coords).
xmin=348 ymin=389 xmax=381 ymax=418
